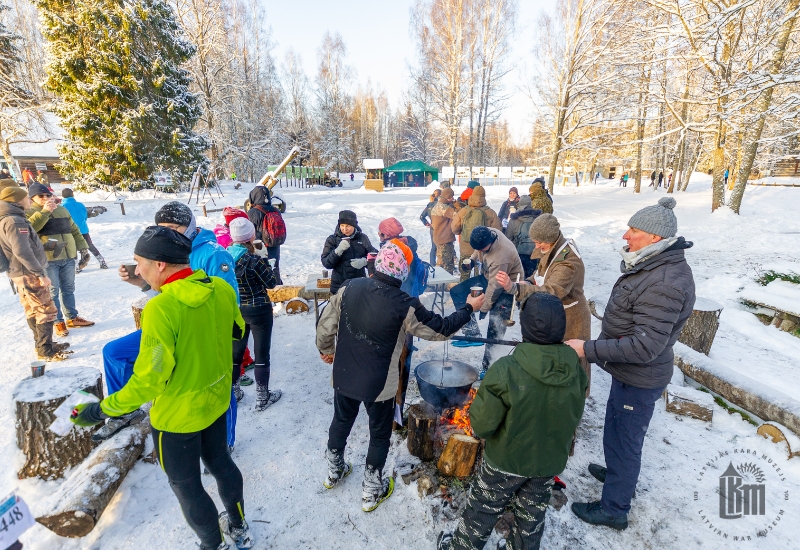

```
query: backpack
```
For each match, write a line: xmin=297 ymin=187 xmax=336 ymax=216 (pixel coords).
xmin=516 ymin=220 xmax=536 ymax=256
xmin=255 ymin=205 xmax=287 ymax=247
xmin=401 ymin=257 xmax=433 ymax=298
xmin=461 ymin=207 xmax=487 ymax=248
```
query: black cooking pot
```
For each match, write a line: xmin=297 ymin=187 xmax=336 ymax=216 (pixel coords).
xmin=415 ymin=360 xmax=479 ymax=409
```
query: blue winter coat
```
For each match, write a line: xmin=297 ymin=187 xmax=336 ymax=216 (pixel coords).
xmin=190 ymin=228 xmax=240 ymax=303
xmin=61 ymin=196 xmax=89 ymax=234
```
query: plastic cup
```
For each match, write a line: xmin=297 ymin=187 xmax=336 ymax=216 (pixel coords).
xmin=322 ymin=269 xmax=329 ymax=278
xmin=470 ymin=287 xmax=484 ymax=297
xmin=31 ymin=360 xmax=46 ymax=378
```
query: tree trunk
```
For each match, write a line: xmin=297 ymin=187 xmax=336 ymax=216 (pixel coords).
xmin=36 ymin=421 xmax=150 ymax=537
xmin=711 ymin=115 xmax=727 ymax=211
xmin=678 ymin=298 xmax=724 ymax=356
xmin=437 ymin=433 xmax=480 ymax=477
xmin=730 ymin=0 xmax=799 ymax=214
xmin=13 ymin=367 xmax=104 ymax=480
xmin=547 ymin=86 xmax=570 ymax=194
xmin=407 ymin=403 xmax=437 ymax=461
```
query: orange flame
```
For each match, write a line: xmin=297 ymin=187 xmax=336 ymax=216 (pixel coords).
xmin=439 ymin=388 xmax=477 ymax=436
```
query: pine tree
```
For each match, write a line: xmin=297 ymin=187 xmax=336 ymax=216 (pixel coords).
xmin=35 ymin=0 xmax=207 ymax=188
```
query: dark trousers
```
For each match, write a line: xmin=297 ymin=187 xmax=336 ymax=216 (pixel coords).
xmin=267 ymin=246 xmax=282 ymax=284
xmin=26 ymin=317 xmax=54 ymax=356
xmin=82 ymin=233 xmax=102 ymax=257
xmin=152 ymin=413 xmax=245 ymax=549
xmin=327 ymin=392 xmax=394 ymax=471
xmin=450 ymin=461 xmax=552 ymax=550
xmin=520 ymin=256 xmax=539 ymax=279
xmin=600 ymin=378 xmax=665 ymax=516
xmin=428 ymin=228 xmax=437 ymax=265
xmin=232 ymin=304 xmax=274 ymax=389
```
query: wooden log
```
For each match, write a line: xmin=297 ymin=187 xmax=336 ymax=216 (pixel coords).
xmin=674 ymin=342 xmax=800 ymax=437
xmin=407 ymin=403 xmax=437 ymax=461
xmin=36 ymin=420 xmax=150 ymax=537
xmin=664 ymin=383 xmax=714 ymax=422
xmin=13 ymin=367 xmax=104 ymax=480
xmin=131 ymin=295 xmax=150 ymax=330
xmin=267 ymin=285 xmax=304 ymax=303
xmin=757 ymin=422 xmax=800 ymax=459
xmin=285 ymin=297 xmax=309 ymax=315
xmin=677 ymin=297 xmax=723 ymax=355
xmin=299 ymin=288 xmax=331 ymax=301
xmin=437 ymin=433 xmax=480 ymax=477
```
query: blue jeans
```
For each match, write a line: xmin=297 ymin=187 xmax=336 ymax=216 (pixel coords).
xmin=600 ymin=378 xmax=666 ymax=516
xmin=47 ymin=257 xmax=77 ymax=322
xmin=102 ymin=329 xmax=238 ymax=447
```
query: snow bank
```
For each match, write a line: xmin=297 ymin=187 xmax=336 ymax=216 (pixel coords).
xmin=740 ymin=280 xmax=800 ymax=316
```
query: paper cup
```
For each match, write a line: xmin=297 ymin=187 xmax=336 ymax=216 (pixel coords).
xmin=31 ymin=360 xmax=46 ymax=378
xmin=123 ymin=263 xmax=137 ymax=278
xmin=470 ymin=287 xmax=484 ymax=297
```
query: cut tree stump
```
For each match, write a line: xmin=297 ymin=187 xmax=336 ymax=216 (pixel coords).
xmin=677 ymin=297 xmax=723 ymax=355
xmin=407 ymin=403 xmax=437 ymax=461
xmin=757 ymin=422 xmax=800 ymax=459
xmin=36 ymin=420 xmax=150 ymax=537
xmin=437 ymin=433 xmax=480 ymax=477
xmin=13 ymin=367 xmax=104 ymax=480
xmin=664 ymin=384 xmax=714 ymax=422
xmin=131 ymin=295 xmax=150 ymax=330
xmin=285 ymin=297 xmax=309 ymax=315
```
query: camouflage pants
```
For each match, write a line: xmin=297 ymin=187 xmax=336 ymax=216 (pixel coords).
xmin=12 ymin=275 xmax=57 ymax=324
xmin=436 ymin=242 xmax=456 ymax=274
xmin=458 ymin=253 xmax=474 ymax=282
xmin=449 ymin=461 xmax=552 ymax=550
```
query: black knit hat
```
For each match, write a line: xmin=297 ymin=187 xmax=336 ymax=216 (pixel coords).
xmin=155 ymin=201 xmax=193 ymax=227
xmin=520 ymin=293 xmax=566 ymax=344
xmin=28 ymin=183 xmax=52 ymax=197
xmin=338 ymin=210 xmax=358 ymax=227
xmin=469 ymin=226 xmax=496 ymax=250
xmin=134 ymin=225 xmax=192 ymax=264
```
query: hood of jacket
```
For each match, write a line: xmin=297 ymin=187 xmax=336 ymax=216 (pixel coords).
xmin=620 ymin=236 xmax=693 ymax=275
xmin=191 ymin=227 xmax=219 ymax=251
xmin=61 ymin=196 xmax=78 ymax=208
xmin=509 ymin=207 xmax=541 ymax=221
xmin=161 ymin=269 xmax=214 ymax=308
xmin=228 ymin=242 xmax=248 ymax=263
xmin=0 ymin=199 xmax=25 ymax=218
xmin=511 ymin=343 xmax=580 ymax=387
xmin=467 ymin=188 xmax=487 ymax=207
xmin=249 ymin=185 xmax=271 ymax=207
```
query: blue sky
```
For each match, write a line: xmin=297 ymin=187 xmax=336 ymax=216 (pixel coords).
xmin=263 ymin=0 xmax=557 ymax=142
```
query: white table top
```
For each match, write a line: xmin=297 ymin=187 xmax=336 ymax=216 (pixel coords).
xmin=304 ymin=273 xmax=330 ymax=293
xmin=426 ymin=266 xmax=460 ymax=286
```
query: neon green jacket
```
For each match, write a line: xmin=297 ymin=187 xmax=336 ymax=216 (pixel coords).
xmin=102 ymin=270 xmax=245 ymax=432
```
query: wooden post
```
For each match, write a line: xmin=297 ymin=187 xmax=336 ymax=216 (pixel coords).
xmin=437 ymin=433 xmax=480 ymax=477
xmin=13 ymin=367 xmax=104 ymax=480
xmin=36 ymin=421 xmax=150 ymax=537
xmin=200 ymin=199 xmax=209 ymax=217
xmin=678 ymin=298 xmax=724 ymax=355
xmin=407 ymin=403 xmax=437 ymax=461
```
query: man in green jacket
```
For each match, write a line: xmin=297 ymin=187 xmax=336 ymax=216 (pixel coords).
xmin=70 ymin=226 xmax=254 ymax=550
xmin=25 ymin=183 xmax=95 ymax=337
xmin=439 ymin=293 xmax=587 ymax=550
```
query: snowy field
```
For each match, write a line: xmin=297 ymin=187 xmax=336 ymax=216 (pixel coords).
xmin=2 ymin=175 xmax=800 ymax=549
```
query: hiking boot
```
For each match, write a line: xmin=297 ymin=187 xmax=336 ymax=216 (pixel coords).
xmin=38 ymin=349 xmax=73 ymax=361
xmin=571 ymin=501 xmax=628 ymax=530
xmin=55 ymin=321 xmax=69 ymax=337
xmin=219 ymin=511 xmax=254 ymax=549
xmin=587 ymin=463 xmax=635 ymax=497
xmin=233 ymin=381 xmax=244 ymax=402
xmin=255 ymin=387 xmax=281 ymax=411
xmin=323 ymin=448 xmax=352 ymax=489
xmin=239 ymin=374 xmax=253 ymax=386
xmin=362 ymin=465 xmax=394 ymax=512
xmin=97 ymin=255 xmax=108 ymax=269
xmin=91 ymin=408 xmax=146 ymax=442
xmin=67 ymin=316 xmax=95 ymax=328
xmin=52 ymin=342 xmax=71 ymax=353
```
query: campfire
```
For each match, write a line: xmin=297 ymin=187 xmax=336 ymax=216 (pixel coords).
xmin=437 ymin=388 xmax=477 ymax=438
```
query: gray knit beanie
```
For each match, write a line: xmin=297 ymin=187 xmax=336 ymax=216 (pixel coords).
xmin=628 ymin=197 xmax=677 ymax=238
xmin=529 ymin=213 xmax=560 ymax=243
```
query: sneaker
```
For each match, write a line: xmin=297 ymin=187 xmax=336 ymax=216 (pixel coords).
xmin=436 ymin=531 xmax=453 ymax=550
xmin=233 ymin=381 xmax=244 ymax=402
xmin=323 ymin=448 xmax=352 ymax=489
xmin=255 ymin=387 xmax=281 ymax=411
xmin=362 ymin=465 xmax=394 ymax=512
xmin=55 ymin=321 xmax=69 ymax=337
xmin=91 ymin=408 xmax=146 ymax=442
xmin=67 ymin=316 xmax=95 ymax=328
xmin=571 ymin=501 xmax=628 ymax=530
xmin=98 ymin=256 xmax=109 ymax=269
xmin=239 ymin=374 xmax=254 ymax=386
xmin=219 ymin=511 xmax=254 ymax=549
xmin=38 ymin=349 xmax=72 ymax=361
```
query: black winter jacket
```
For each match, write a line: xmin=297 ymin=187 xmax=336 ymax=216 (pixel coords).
xmin=498 ymin=197 xmax=520 ymax=221
xmin=505 ymin=207 xmax=542 ymax=255
xmin=316 ymin=272 xmax=474 ymax=402
xmin=585 ymin=238 xmax=696 ymax=389
xmin=321 ymin=225 xmax=377 ymax=294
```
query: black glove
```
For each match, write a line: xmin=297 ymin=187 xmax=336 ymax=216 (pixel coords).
xmin=478 ymin=311 xmax=487 ymax=321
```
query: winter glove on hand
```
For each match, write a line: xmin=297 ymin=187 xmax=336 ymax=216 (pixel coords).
xmin=334 ymin=239 xmax=351 ymax=255
xmin=350 ymin=257 xmax=368 ymax=269
xmin=70 ymin=402 xmax=109 ymax=427
xmin=478 ymin=311 xmax=488 ymax=321
xmin=460 ymin=259 xmax=474 ymax=273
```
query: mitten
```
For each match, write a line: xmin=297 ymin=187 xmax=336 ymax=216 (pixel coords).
xmin=334 ymin=239 xmax=350 ymax=255
xmin=350 ymin=257 xmax=368 ymax=269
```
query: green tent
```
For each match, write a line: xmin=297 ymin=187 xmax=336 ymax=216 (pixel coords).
xmin=383 ymin=160 xmax=439 ymax=187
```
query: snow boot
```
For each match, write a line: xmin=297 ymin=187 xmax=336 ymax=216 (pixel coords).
xmin=571 ymin=501 xmax=628 ymax=530
xmin=361 ymin=465 xmax=394 ymax=512
xmin=233 ymin=381 xmax=244 ymax=402
xmin=587 ymin=463 xmax=635 ymax=497
xmin=219 ymin=511 xmax=254 ymax=549
xmin=323 ymin=448 xmax=352 ymax=489
xmin=91 ymin=408 xmax=146 ymax=442
xmin=255 ymin=386 xmax=281 ymax=411
xmin=239 ymin=374 xmax=253 ymax=386
xmin=96 ymin=254 xmax=108 ymax=269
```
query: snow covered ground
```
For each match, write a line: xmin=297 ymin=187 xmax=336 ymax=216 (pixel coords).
xmin=2 ymin=175 xmax=800 ymax=549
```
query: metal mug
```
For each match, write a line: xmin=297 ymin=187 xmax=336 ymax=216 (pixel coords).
xmin=31 ymin=361 xmax=46 ymax=378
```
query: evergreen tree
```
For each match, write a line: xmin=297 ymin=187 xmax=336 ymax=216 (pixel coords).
xmin=35 ymin=0 xmax=207 ymax=188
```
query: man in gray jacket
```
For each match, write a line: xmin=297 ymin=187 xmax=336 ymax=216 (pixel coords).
xmin=0 ymin=181 xmax=72 ymax=360
xmin=566 ymin=197 xmax=695 ymax=530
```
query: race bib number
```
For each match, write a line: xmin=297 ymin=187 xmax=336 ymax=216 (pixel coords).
xmin=0 ymin=493 xmax=35 ymax=546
